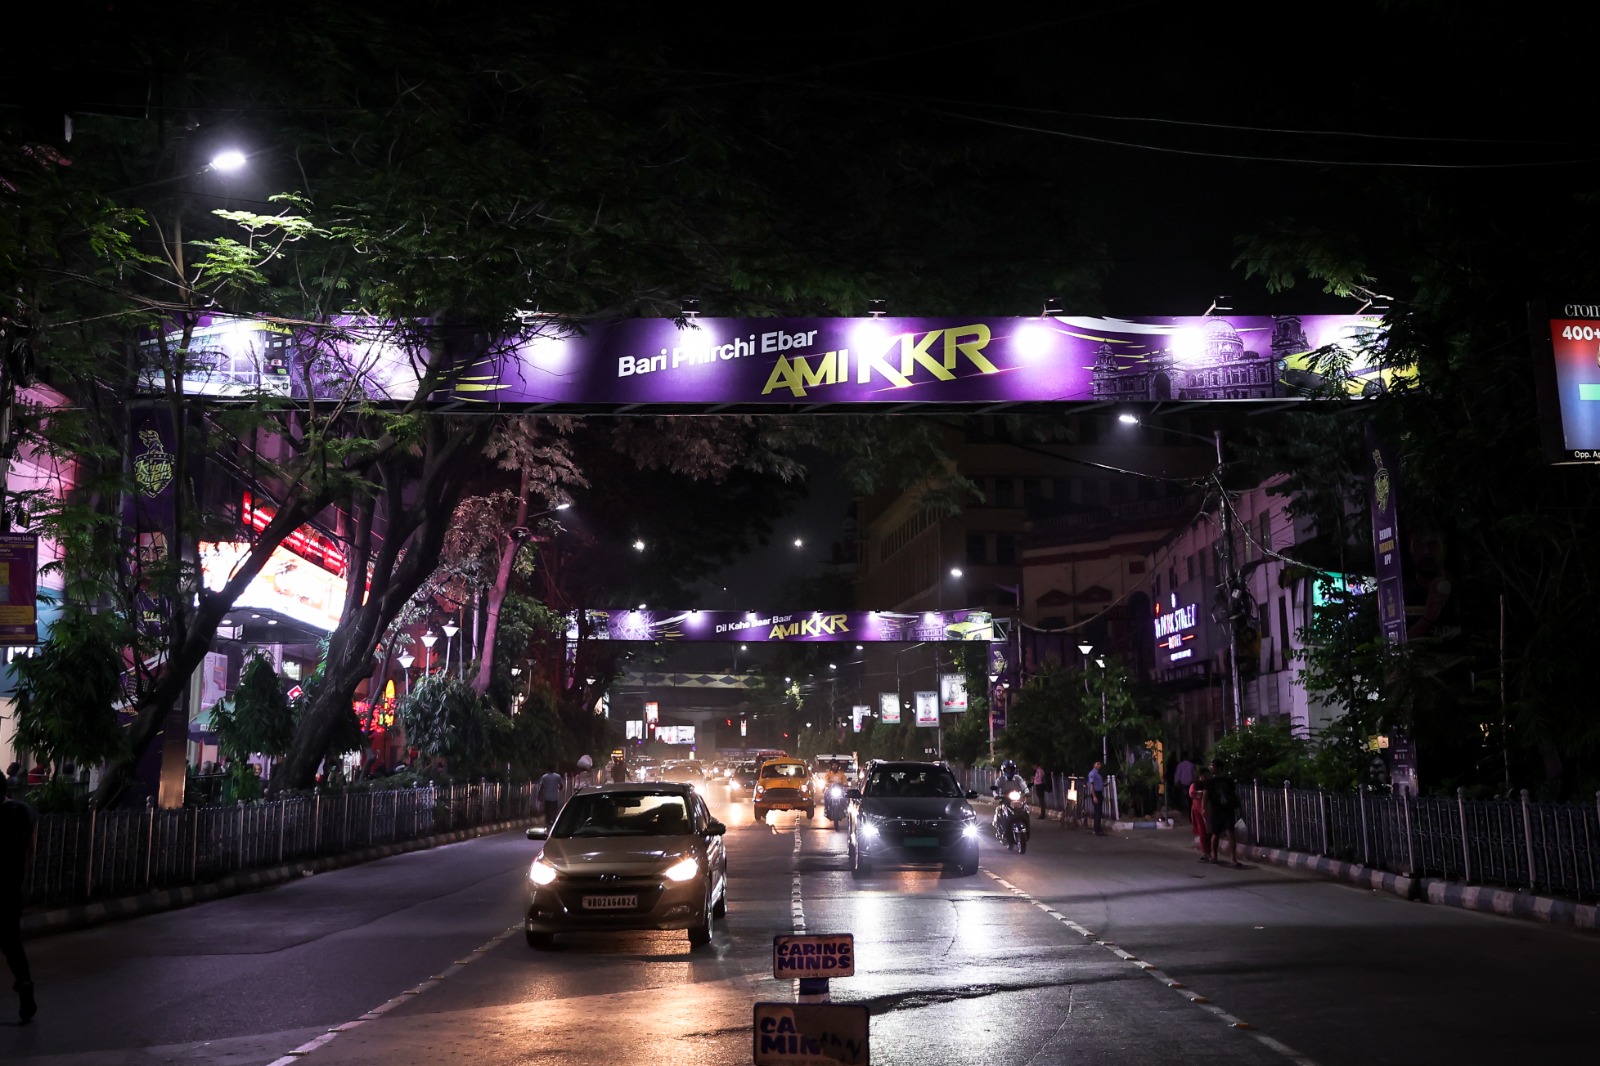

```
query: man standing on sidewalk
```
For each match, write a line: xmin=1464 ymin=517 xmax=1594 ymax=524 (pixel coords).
xmin=0 ymin=774 xmax=37 ymax=1023
xmin=1087 ymin=760 xmax=1107 ymax=836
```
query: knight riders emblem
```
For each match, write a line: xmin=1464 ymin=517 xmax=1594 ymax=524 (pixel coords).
xmin=133 ymin=428 xmax=175 ymax=497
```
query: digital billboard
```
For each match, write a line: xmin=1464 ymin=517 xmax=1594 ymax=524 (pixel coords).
xmin=1531 ymin=301 xmax=1600 ymax=463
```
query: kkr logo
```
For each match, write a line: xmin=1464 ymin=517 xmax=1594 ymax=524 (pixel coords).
xmin=768 ymin=614 xmax=851 ymax=640
xmin=761 ymin=325 xmax=997 ymax=398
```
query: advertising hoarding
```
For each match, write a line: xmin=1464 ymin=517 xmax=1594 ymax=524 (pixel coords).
xmin=200 ymin=541 xmax=347 ymax=634
xmin=0 ymin=533 xmax=39 ymax=643
xmin=878 ymin=692 xmax=900 ymax=724
xmin=914 ymin=691 xmax=939 ymax=727
xmin=1531 ymin=301 xmax=1600 ymax=463
xmin=939 ymin=673 xmax=967 ymax=713
xmin=145 ymin=313 xmax=1385 ymax=413
xmin=569 ymin=608 xmax=997 ymax=643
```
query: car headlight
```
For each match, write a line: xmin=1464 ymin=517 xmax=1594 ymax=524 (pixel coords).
xmin=962 ymin=823 xmax=979 ymax=839
xmin=857 ymin=817 xmax=880 ymax=839
xmin=528 ymin=857 xmax=558 ymax=886
xmin=663 ymin=856 xmax=701 ymax=882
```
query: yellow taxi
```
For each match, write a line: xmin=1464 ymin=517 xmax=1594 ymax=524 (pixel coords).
xmin=752 ymin=757 xmax=814 ymax=823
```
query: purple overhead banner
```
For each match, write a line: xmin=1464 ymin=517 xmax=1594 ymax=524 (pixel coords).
xmin=568 ymin=609 xmax=998 ymax=643
xmin=145 ymin=314 xmax=1386 ymax=411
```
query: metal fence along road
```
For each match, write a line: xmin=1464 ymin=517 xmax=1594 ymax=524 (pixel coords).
xmin=19 ymin=781 xmax=537 ymax=909
xmin=1239 ymin=782 xmax=1600 ymax=902
xmin=958 ymin=765 xmax=1599 ymax=902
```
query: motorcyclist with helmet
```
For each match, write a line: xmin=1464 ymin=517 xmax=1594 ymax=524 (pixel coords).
xmin=991 ymin=760 xmax=1032 ymax=852
xmin=823 ymin=759 xmax=851 ymax=827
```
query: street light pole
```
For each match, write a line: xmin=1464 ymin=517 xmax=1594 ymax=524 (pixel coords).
xmin=1212 ymin=429 xmax=1244 ymax=730
xmin=442 ymin=621 xmax=460 ymax=679
xmin=1079 ymin=643 xmax=1108 ymax=767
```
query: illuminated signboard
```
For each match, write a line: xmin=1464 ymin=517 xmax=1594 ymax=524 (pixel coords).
xmin=145 ymin=313 xmax=1385 ymax=414
xmin=658 ymin=725 xmax=696 ymax=745
xmin=1531 ymin=301 xmax=1600 ymax=463
xmin=1153 ymin=596 xmax=1200 ymax=663
xmin=644 ymin=701 xmax=660 ymax=725
xmin=201 ymin=541 xmax=347 ymax=634
xmin=914 ymin=691 xmax=939 ymax=728
xmin=851 ymin=705 xmax=869 ymax=732
xmin=939 ymin=673 xmax=967 ymax=713
xmin=878 ymin=692 xmax=900 ymax=725
xmin=569 ymin=608 xmax=996 ymax=643
xmin=241 ymin=493 xmax=347 ymax=576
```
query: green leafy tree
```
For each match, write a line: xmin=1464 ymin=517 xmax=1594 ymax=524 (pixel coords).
xmin=209 ymin=654 xmax=296 ymax=801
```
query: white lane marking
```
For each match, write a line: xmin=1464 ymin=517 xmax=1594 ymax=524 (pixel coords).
xmin=983 ymin=869 xmax=1320 ymax=1066
xmin=792 ymin=823 xmax=806 ymax=932
xmin=263 ymin=926 xmax=518 ymax=1065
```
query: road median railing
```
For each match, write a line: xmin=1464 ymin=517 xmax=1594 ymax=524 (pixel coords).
xmin=1238 ymin=782 xmax=1600 ymax=904
xmin=20 ymin=780 xmax=537 ymax=910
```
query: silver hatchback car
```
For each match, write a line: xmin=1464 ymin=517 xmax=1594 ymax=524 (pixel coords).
xmin=524 ymin=782 xmax=729 ymax=948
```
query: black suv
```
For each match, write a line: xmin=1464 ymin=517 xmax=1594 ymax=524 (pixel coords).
xmin=845 ymin=761 xmax=980 ymax=877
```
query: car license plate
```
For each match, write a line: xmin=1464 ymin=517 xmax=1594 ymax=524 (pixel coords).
xmin=904 ymin=836 xmax=938 ymax=847
xmin=582 ymin=894 xmax=637 ymax=910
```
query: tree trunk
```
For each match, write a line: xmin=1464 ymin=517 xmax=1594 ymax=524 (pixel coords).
xmin=473 ymin=467 xmax=530 ymax=692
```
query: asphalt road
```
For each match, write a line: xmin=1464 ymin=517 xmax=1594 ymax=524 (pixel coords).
xmin=2 ymin=787 xmax=1594 ymax=1065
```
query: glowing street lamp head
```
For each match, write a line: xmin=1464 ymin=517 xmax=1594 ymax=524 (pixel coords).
xmin=209 ymin=149 xmax=248 ymax=172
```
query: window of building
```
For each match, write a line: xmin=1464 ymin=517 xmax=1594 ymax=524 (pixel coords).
xmin=995 ymin=534 xmax=1017 ymax=565
xmin=966 ymin=532 xmax=987 ymax=566
xmin=994 ymin=479 xmax=1015 ymax=508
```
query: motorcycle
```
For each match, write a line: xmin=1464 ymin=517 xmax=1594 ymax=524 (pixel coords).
xmin=992 ymin=785 xmax=1031 ymax=853
xmin=824 ymin=783 xmax=849 ymax=829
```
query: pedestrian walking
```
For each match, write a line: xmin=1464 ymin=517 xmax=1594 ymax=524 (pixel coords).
xmin=1087 ymin=760 xmax=1107 ymax=836
xmin=1172 ymin=752 xmax=1196 ymax=818
xmin=0 ymin=774 xmax=38 ymax=1023
xmin=1204 ymin=760 xmax=1243 ymax=867
xmin=1032 ymin=764 xmax=1048 ymax=818
xmin=536 ymin=766 xmax=565 ymax=826
xmin=1189 ymin=766 xmax=1210 ymax=855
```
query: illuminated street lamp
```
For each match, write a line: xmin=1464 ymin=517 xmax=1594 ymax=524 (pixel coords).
xmin=421 ymin=631 xmax=438 ymax=677
xmin=442 ymin=621 xmax=460 ymax=678
xmin=398 ymin=653 xmax=415 ymax=694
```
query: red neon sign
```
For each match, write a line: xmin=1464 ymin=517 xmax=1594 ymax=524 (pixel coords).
xmin=241 ymin=492 xmax=347 ymax=576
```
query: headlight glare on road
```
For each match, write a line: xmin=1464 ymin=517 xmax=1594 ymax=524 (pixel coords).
xmin=663 ymin=856 xmax=701 ymax=882
xmin=528 ymin=857 xmax=558 ymax=886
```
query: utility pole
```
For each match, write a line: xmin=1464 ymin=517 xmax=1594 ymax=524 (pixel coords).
xmin=1215 ymin=430 xmax=1244 ymax=731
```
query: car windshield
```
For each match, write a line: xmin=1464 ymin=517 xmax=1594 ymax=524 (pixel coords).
xmin=552 ymin=793 xmax=692 ymax=837
xmin=762 ymin=762 xmax=808 ymax=780
xmin=865 ymin=767 xmax=964 ymax=799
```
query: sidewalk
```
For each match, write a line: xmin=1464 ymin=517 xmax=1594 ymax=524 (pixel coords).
xmin=20 ymin=816 xmax=537 ymax=939
xmin=989 ymin=798 xmax=1600 ymax=934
